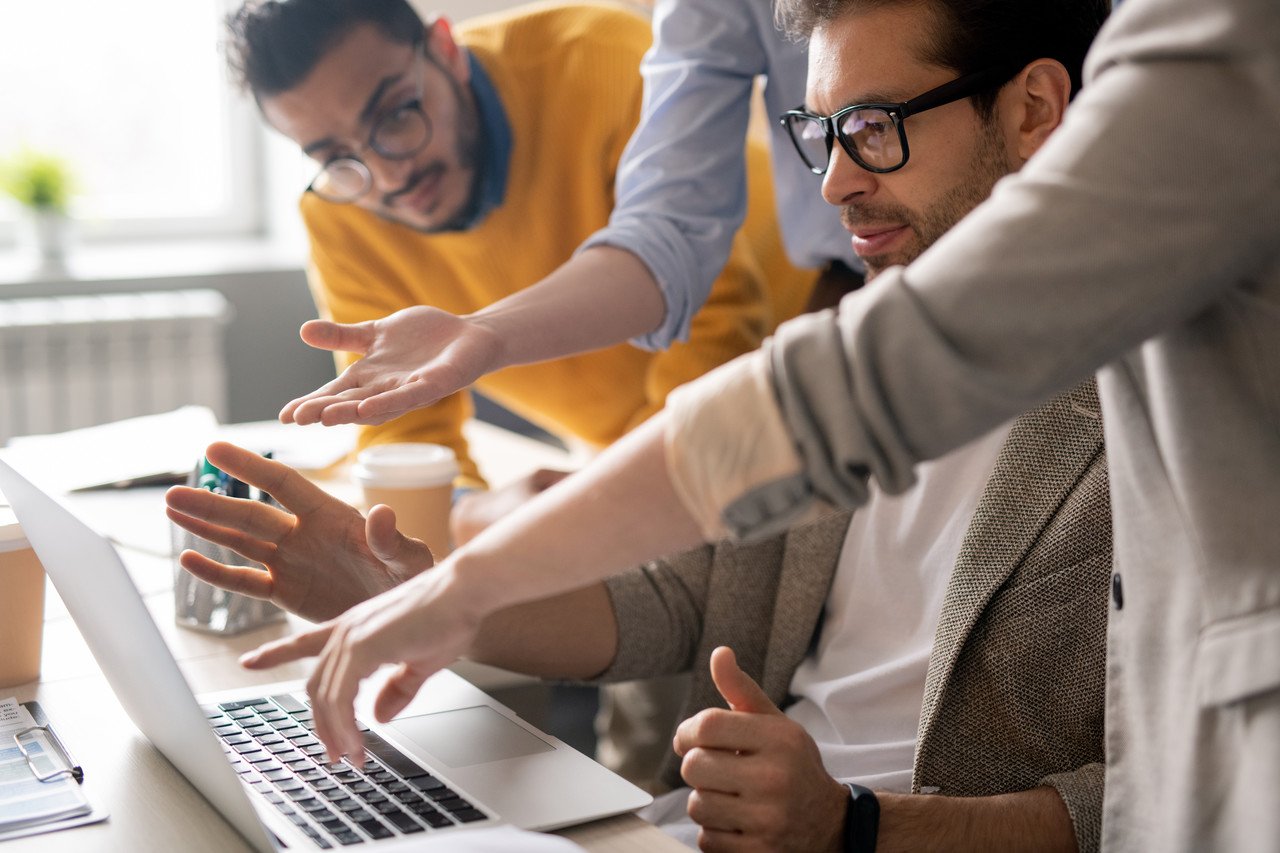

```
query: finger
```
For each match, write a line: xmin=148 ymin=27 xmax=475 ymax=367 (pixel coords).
xmin=675 ymin=708 xmax=767 ymax=756
xmin=372 ymin=662 xmax=432 ymax=723
xmin=697 ymin=826 xmax=751 ymax=853
xmin=319 ymin=400 xmax=366 ymax=427
xmin=279 ymin=372 xmax=363 ymax=423
xmin=166 ymin=507 xmax=277 ymax=565
xmin=178 ymin=550 xmax=273 ymax=600
xmin=366 ymin=505 xmax=435 ymax=574
xmin=205 ymin=441 xmax=336 ymax=518
xmin=679 ymin=746 xmax=744 ymax=794
xmin=166 ymin=486 xmax=291 ymax=543
xmin=354 ymin=380 xmax=450 ymax=421
xmin=240 ymin=624 xmax=332 ymax=669
xmin=710 ymin=646 xmax=780 ymax=715
xmin=688 ymin=788 xmax=751 ymax=835
xmin=314 ymin=626 xmax=371 ymax=766
xmin=292 ymin=386 xmax=380 ymax=427
xmin=299 ymin=319 xmax=375 ymax=356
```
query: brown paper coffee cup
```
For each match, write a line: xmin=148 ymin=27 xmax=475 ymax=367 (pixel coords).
xmin=0 ymin=510 xmax=45 ymax=688
xmin=353 ymin=444 xmax=459 ymax=560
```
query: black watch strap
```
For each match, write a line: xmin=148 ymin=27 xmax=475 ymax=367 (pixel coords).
xmin=842 ymin=782 xmax=880 ymax=853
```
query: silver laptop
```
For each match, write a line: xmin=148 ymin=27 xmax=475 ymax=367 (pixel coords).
xmin=0 ymin=458 xmax=650 ymax=851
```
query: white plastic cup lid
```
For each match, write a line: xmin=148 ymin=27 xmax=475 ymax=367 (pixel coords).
xmin=353 ymin=443 xmax=459 ymax=489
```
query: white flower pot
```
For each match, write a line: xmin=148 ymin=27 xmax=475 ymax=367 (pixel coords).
xmin=22 ymin=209 xmax=74 ymax=271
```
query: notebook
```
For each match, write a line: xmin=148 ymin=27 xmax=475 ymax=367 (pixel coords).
xmin=0 ymin=457 xmax=650 ymax=851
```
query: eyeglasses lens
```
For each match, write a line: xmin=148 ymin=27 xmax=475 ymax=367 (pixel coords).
xmin=372 ymin=108 xmax=430 ymax=158
xmin=785 ymin=113 xmax=832 ymax=173
xmin=313 ymin=160 xmax=369 ymax=203
xmin=838 ymin=108 xmax=902 ymax=171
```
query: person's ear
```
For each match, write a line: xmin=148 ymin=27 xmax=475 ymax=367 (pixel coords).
xmin=423 ymin=15 xmax=470 ymax=84
xmin=1009 ymin=59 xmax=1071 ymax=162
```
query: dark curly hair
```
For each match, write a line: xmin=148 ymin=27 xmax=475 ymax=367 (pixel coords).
xmin=225 ymin=0 xmax=425 ymax=99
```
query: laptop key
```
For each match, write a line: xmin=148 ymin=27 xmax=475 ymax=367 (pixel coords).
xmin=372 ymin=801 xmax=400 ymax=815
xmin=386 ymin=811 xmax=424 ymax=833
xmin=453 ymin=808 xmax=487 ymax=824
xmin=331 ymin=830 xmax=362 ymax=846
xmin=418 ymin=810 xmax=453 ymax=829
xmin=270 ymin=693 xmax=309 ymax=713
xmin=357 ymin=820 xmax=392 ymax=840
xmin=404 ymin=773 xmax=445 ymax=791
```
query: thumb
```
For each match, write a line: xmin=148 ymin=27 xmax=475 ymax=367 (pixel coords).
xmin=366 ymin=505 xmax=436 ymax=577
xmin=709 ymin=646 xmax=780 ymax=715
xmin=300 ymin=318 xmax=375 ymax=355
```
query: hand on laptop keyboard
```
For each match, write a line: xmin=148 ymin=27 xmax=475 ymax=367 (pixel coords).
xmin=241 ymin=562 xmax=487 ymax=768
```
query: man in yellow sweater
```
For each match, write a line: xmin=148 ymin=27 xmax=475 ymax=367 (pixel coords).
xmin=225 ymin=0 xmax=815 ymax=540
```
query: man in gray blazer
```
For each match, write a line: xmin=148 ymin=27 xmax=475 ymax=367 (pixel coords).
xmin=167 ymin=0 xmax=1112 ymax=848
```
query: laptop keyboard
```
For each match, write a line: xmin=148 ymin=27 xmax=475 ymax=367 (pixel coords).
xmin=203 ymin=694 xmax=489 ymax=847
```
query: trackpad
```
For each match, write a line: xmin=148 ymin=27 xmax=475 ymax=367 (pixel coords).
xmin=389 ymin=705 xmax=554 ymax=768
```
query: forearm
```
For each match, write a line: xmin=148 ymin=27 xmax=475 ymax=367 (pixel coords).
xmin=447 ymin=412 xmax=705 ymax=622
xmin=467 ymin=582 xmax=618 ymax=681
xmin=874 ymin=786 xmax=1076 ymax=853
xmin=469 ymin=246 xmax=664 ymax=370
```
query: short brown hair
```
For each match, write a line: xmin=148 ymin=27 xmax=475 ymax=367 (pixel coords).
xmin=775 ymin=0 xmax=1109 ymax=114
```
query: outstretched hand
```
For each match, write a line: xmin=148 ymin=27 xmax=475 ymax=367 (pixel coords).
xmin=280 ymin=306 xmax=505 ymax=427
xmin=165 ymin=441 xmax=435 ymax=622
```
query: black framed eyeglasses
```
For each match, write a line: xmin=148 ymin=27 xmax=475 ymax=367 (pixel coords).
xmin=779 ymin=65 xmax=1019 ymax=175
xmin=309 ymin=46 xmax=434 ymax=203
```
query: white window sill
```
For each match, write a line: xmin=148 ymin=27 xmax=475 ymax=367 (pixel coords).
xmin=0 ymin=235 xmax=307 ymax=288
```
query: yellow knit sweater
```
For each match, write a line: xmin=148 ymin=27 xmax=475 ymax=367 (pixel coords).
xmin=302 ymin=1 xmax=817 ymax=486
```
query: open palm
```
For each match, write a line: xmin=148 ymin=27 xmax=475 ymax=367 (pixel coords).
xmin=280 ymin=306 xmax=504 ymax=427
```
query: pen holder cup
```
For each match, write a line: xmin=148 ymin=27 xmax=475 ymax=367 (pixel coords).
xmin=171 ymin=469 xmax=286 ymax=636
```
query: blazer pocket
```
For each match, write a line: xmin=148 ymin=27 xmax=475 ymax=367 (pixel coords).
xmin=1196 ymin=605 xmax=1280 ymax=707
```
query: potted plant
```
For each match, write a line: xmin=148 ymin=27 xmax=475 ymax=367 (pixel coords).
xmin=1 ymin=149 xmax=77 ymax=269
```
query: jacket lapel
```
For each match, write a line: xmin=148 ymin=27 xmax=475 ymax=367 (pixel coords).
xmin=760 ymin=509 xmax=852 ymax=703
xmin=915 ymin=381 xmax=1104 ymax=754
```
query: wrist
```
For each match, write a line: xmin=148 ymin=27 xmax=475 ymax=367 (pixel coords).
xmin=414 ymin=554 xmax=496 ymax=631
xmin=464 ymin=310 xmax=512 ymax=372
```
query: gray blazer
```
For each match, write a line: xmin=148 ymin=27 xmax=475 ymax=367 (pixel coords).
xmin=602 ymin=383 xmax=1111 ymax=851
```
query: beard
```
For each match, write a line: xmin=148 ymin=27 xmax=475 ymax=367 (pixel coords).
xmin=841 ymin=116 xmax=1014 ymax=281
xmin=376 ymin=60 xmax=484 ymax=234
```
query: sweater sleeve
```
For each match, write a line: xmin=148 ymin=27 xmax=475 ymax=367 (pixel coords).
xmin=598 ymin=544 xmax=717 ymax=683
xmin=1042 ymin=763 xmax=1104 ymax=853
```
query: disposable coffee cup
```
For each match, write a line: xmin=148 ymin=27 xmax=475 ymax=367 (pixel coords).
xmin=0 ymin=509 xmax=45 ymax=688
xmin=353 ymin=443 xmax=459 ymax=560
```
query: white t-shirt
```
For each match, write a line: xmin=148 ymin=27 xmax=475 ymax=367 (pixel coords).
xmin=785 ymin=422 xmax=1011 ymax=792
xmin=642 ymin=423 xmax=1011 ymax=844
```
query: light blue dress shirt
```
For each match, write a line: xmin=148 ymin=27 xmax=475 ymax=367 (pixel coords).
xmin=580 ymin=0 xmax=858 ymax=350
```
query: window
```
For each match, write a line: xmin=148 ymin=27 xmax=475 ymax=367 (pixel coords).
xmin=0 ymin=0 xmax=262 ymax=245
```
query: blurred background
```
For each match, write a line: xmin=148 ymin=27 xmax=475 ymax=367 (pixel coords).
xmin=0 ymin=0 xmax=542 ymax=439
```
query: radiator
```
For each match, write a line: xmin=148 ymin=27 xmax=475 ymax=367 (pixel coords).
xmin=0 ymin=290 xmax=231 ymax=444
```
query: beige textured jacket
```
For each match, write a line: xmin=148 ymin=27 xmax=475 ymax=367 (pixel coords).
xmin=602 ymin=383 xmax=1111 ymax=852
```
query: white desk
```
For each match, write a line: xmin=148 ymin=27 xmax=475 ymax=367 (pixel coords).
xmin=2 ymin=422 xmax=683 ymax=853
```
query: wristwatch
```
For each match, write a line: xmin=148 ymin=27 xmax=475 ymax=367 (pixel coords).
xmin=842 ymin=783 xmax=879 ymax=853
